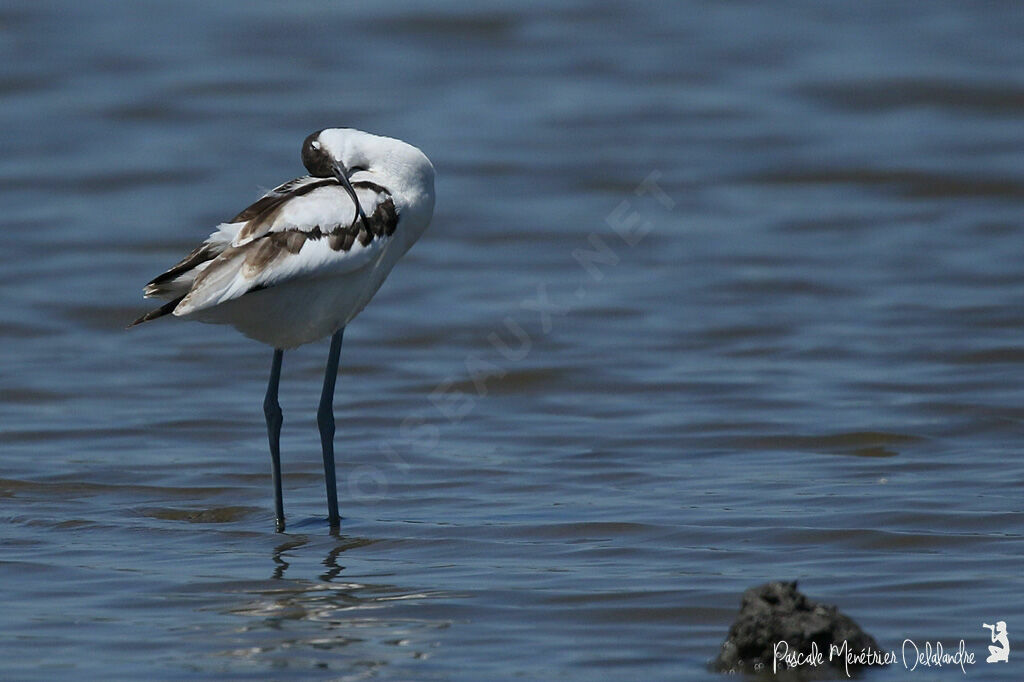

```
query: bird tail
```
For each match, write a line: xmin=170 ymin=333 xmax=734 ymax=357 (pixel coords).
xmin=127 ymin=295 xmax=186 ymax=329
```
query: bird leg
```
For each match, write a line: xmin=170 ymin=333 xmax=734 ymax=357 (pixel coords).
xmin=317 ymin=328 xmax=344 ymax=527
xmin=264 ymin=348 xmax=285 ymax=531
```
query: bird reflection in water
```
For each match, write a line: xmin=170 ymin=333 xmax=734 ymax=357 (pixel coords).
xmin=214 ymin=533 xmax=447 ymax=670
xmin=269 ymin=531 xmax=373 ymax=582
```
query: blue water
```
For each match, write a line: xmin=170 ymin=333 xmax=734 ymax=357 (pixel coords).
xmin=1 ymin=1 xmax=1023 ymax=679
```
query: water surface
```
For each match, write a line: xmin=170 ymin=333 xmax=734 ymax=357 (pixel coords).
xmin=1 ymin=1 xmax=1023 ymax=679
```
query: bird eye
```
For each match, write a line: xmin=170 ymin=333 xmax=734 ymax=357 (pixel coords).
xmin=301 ymin=135 xmax=333 ymax=177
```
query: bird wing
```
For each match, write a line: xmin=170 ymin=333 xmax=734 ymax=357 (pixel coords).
xmin=172 ymin=178 xmax=398 ymax=316
xmin=141 ymin=222 xmax=238 ymax=300
xmin=139 ymin=175 xmax=330 ymax=301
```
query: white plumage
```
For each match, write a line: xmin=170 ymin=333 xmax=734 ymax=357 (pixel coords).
xmin=133 ymin=128 xmax=435 ymax=349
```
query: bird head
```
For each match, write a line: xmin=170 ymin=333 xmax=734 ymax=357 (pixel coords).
xmin=301 ymin=128 xmax=435 ymax=232
xmin=301 ymin=128 xmax=372 ymax=228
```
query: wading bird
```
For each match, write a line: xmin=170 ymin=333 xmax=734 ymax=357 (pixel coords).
xmin=130 ymin=128 xmax=435 ymax=531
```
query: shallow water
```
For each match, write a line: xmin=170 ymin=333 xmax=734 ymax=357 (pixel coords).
xmin=2 ymin=1 xmax=1023 ymax=679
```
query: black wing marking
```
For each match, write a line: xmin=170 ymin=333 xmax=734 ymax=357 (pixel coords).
xmin=127 ymin=295 xmax=186 ymax=328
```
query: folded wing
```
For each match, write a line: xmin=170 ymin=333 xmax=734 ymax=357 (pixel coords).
xmin=131 ymin=176 xmax=398 ymax=326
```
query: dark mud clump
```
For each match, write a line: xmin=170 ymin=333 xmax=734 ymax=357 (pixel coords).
xmin=713 ymin=581 xmax=887 ymax=678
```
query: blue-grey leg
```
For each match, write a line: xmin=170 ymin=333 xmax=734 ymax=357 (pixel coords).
xmin=264 ymin=348 xmax=285 ymax=531
xmin=318 ymin=328 xmax=344 ymax=527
